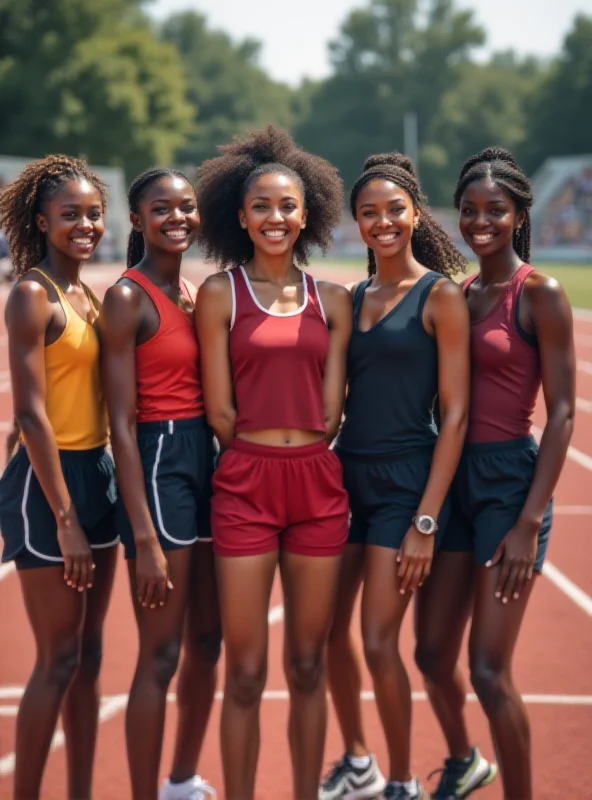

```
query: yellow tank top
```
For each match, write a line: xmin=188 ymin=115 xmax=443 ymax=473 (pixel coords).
xmin=29 ymin=268 xmax=109 ymax=450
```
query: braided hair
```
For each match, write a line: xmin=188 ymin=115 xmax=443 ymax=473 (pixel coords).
xmin=350 ymin=153 xmax=467 ymax=277
xmin=0 ymin=155 xmax=107 ymax=276
xmin=126 ymin=167 xmax=192 ymax=269
xmin=454 ymin=147 xmax=533 ymax=262
xmin=196 ymin=125 xmax=343 ymax=270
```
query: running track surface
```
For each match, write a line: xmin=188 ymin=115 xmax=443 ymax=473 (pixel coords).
xmin=0 ymin=260 xmax=591 ymax=800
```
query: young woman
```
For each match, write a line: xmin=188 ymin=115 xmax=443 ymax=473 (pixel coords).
xmin=194 ymin=125 xmax=352 ymax=800
xmin=0 ymin=156 xmax=118 ymax=799
xmin=414 ymin=147 xmax=575 ymax=800
xmin=320 ymin=153 xmax=473 ymax=800
xmin=99 ymin=168 xmax=220 ymax=800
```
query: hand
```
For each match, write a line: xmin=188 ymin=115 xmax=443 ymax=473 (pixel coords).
xmin=135 ymin=536 xmax=173 ymax=609
xmin=396 ymin=525 xmax=435 ymax=594
xmin=56 ymin=508 xmax=95 ymax=591
xmin=487 ymin=520 xmax=538 ymax=602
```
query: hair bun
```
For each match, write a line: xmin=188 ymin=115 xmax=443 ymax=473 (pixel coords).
xmin=363 ymin=152 xmax=417 ymax=178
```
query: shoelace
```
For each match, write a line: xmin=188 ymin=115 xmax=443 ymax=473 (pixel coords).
xmin=428 ymin=758 xmax=470 ymax=798
xmin=194 ymin=776 xmax=217 ymax=799
xmin=320 ymin=758 xmax=352 ymax=790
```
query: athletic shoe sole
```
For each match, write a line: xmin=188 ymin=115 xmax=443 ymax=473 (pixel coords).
xmin=432 ymin=762 xmax=498 ymax=799
xmin=341 ymin=773 xmax=388 ymax=799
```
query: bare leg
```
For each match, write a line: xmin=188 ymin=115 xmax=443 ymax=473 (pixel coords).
xmin=169 ymin=542 xmax=221 ymax=783
xmin=281 ymin=551 xmax=343 ymax=799
xmin=469 ymin=567 xmax=538 ymax=800
xmin=62 ymin=546 xmax=118 ymax=798
xmin=326 ymin=544 xmax=367 ymax=756
xmin=126 ymin=548 xmax=193 ymax=800
xmin=216 ymin=551 xmax=278 ymax=800
xmin=361 ymin=546 xmax=413 ymax=783
xmin=14 ymin=566 xmax=86 ymax=800
xmin=414 ymin=550 xmax=475 ymax=760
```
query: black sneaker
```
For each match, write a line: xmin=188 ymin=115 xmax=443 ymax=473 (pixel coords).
xmin=383 ymin=779 xmax=426 ymax=799
xmin=429 ymin=747 xmax=498 ymax=798
xmin=319 ymin=753 xmax=387 ymax=799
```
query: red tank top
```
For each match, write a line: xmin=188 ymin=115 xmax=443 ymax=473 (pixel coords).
xmin=123 ymin=269 xmax=204 ymax=422
xmin=464 ymin=264 xmax=540 ymax=443
xmin=229 ymin=266 xmax=329 ymax=433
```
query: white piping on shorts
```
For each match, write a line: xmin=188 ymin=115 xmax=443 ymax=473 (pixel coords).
xmin=312 ymin=277 xmax=328 ymax=326
xmin=151 ymin=434 xmax=198 ymax=546
xmin=227 ymin=270 xmax=237 ymax=331
xmin=21 ymin=466 xmax=118 ymax=562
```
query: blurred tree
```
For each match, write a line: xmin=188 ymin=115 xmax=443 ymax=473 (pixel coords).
xmin=161 ymin=11 xmax=296 ymax=167
xmin=523 ymin=14 xmax=592 ymax=173
xmin=428 ymin=53 xmax=545 ymax=202
xmin=0 ymin=0 xmax=191 ymax=175
xmin=294 ymin=0 xmax=484 ymax=200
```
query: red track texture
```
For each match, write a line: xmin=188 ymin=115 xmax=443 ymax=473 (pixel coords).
xmin=0 ymin=261 xmax=591 ymax=799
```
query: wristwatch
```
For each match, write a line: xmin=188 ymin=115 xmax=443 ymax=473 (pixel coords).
xmin=412 ymin=514 xmax=438 ymax=536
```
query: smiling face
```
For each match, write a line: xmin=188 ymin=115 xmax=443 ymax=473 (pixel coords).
xmin=132 ymin=175 xmax=199 ymax=255
xmin=459 ymin=178 xmax=525 ymax=258
xmin=355 ymin=178 xmax=419 ymax=258
xmin=35 ymin=178 xmax=104 ymax=262
xmin=239 ymin=172 xmax=307 ymax=258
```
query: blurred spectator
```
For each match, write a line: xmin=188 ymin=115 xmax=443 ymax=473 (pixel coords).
xmin=537 ymin=166 xmax=592 ymax=248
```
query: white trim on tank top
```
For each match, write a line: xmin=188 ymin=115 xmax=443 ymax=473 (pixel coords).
xmin=312 ymin=277 xmax=328 ymax=326
xmin=238 ymin=265 xmax=309 ymax=318
xmin=227 ymin=270 xmax=237 ymax=331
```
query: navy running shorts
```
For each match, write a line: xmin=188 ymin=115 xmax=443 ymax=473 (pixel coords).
xmin=440 ymin=436 xmax=552 ymax=573
xmin=117 ymin=416 xmax=215 ymax=560
xmin=0 ymin=445 xmax=118 ymax=570
xmin=336 ymin=446 xmax=450 ymax=551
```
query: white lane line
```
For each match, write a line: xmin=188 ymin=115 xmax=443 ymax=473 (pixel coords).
xmin=576 ymin=397 xmax=592 ymax=413
xmin=555 ymin=505 xmax=592 ymax=515
xmin=0 ymin=564 xmax=15 ymax=582
xmin=0 ymin=604 xmax=286 ymax=776
xmin=0 ymin=693 xmax=128 ymax=776
xmin=542 ymin=562 xmax=592 ymax=617
xmin=577 ymin=359 xmax=592 ymax=376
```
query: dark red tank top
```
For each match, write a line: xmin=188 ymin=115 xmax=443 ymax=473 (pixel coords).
xmin=228 ymin=266 xmax=329 ymax=433
xmin=123 ymin=269 xmax=204 ymax=422
xmin=464 ymin=264 xmax=540 ymax=443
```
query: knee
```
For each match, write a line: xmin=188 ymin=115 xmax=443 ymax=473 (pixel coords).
xmin=227 ymin=657 xmax=266 ymax=708
xmin=414 ymin=642 xmax=450 ymax=684
xmin=363 ymin=631 xmax=391 ymax=676
xmin=187 ymin=628 xmax=222 ymax=670
xmin=145 ymin=640 xmax=182 ymax=690
xmin=78 ymin=638 xmax=103 ymax=682
xmin=40 ymin=644 xmax=80 ymax=691
xmin=287 ymin=651 xmax=324 ymax=694
xmin=469 ymin=656 xmax=508 ymax=708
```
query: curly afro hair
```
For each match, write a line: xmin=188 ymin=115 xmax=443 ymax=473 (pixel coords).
xmin=350 ymin=153 xmax=467 ymax=278
xmin=0 ymin=155 xmax=107 ymax=276
xmin=454 ymin=146 xmax=533 ymax=262
xmin=196 ymin=125 xmax=344 ymax=270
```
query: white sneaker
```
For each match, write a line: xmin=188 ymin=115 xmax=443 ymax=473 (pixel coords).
xmin=159 ymin=775 xmax=217 ymax=800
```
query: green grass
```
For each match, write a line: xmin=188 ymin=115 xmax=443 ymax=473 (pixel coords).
xmin=315 ymin=258 xmax=592 ymax=309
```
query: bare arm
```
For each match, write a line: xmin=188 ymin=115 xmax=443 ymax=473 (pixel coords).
xmin=317 ymin=282 xmax=353 ymax=443
xmin=494 ymin=275 xmax=575 ymax=602
xmin=7 ymin=280 xmax=94 ymax=589
xmin=417 ymin=279 xmax=470 ymax=520
xmin=398 ymin=279 xmax=470 ymax=593
xmin=195 ymin=274 xmax=236 ymax=449
xmin=99 ymin=284 xmax=170 ymax=608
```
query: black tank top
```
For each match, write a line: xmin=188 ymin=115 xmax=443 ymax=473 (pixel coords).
xmin=336 ymin=271 xmax=444 ymax=458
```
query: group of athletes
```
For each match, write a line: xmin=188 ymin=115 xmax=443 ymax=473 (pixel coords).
xmin=0 ymin=125 xmax=575 ymax=800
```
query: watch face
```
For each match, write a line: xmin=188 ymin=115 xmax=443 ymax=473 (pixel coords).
xmin=416 ymin=515 xmax=436 ymax=534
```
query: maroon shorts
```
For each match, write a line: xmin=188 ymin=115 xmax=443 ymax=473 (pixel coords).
xmin=212 ymin=439 xmax=349 ymax=557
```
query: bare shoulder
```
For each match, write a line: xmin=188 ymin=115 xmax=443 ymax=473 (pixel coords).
xmin=315 ymin=279 xmax=352 ymax=306
xmin=6 ymin=276 xmax=51 ymax=329
xmin=198 ymin=271 xmax=233 ymax=299
xmin=523 ymin=270 xmax=569 ymax=309
xmin=428 ymin=275 xmax=466 ymax=306
xmin=102 ymin=278 xmax=144 ymax=315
